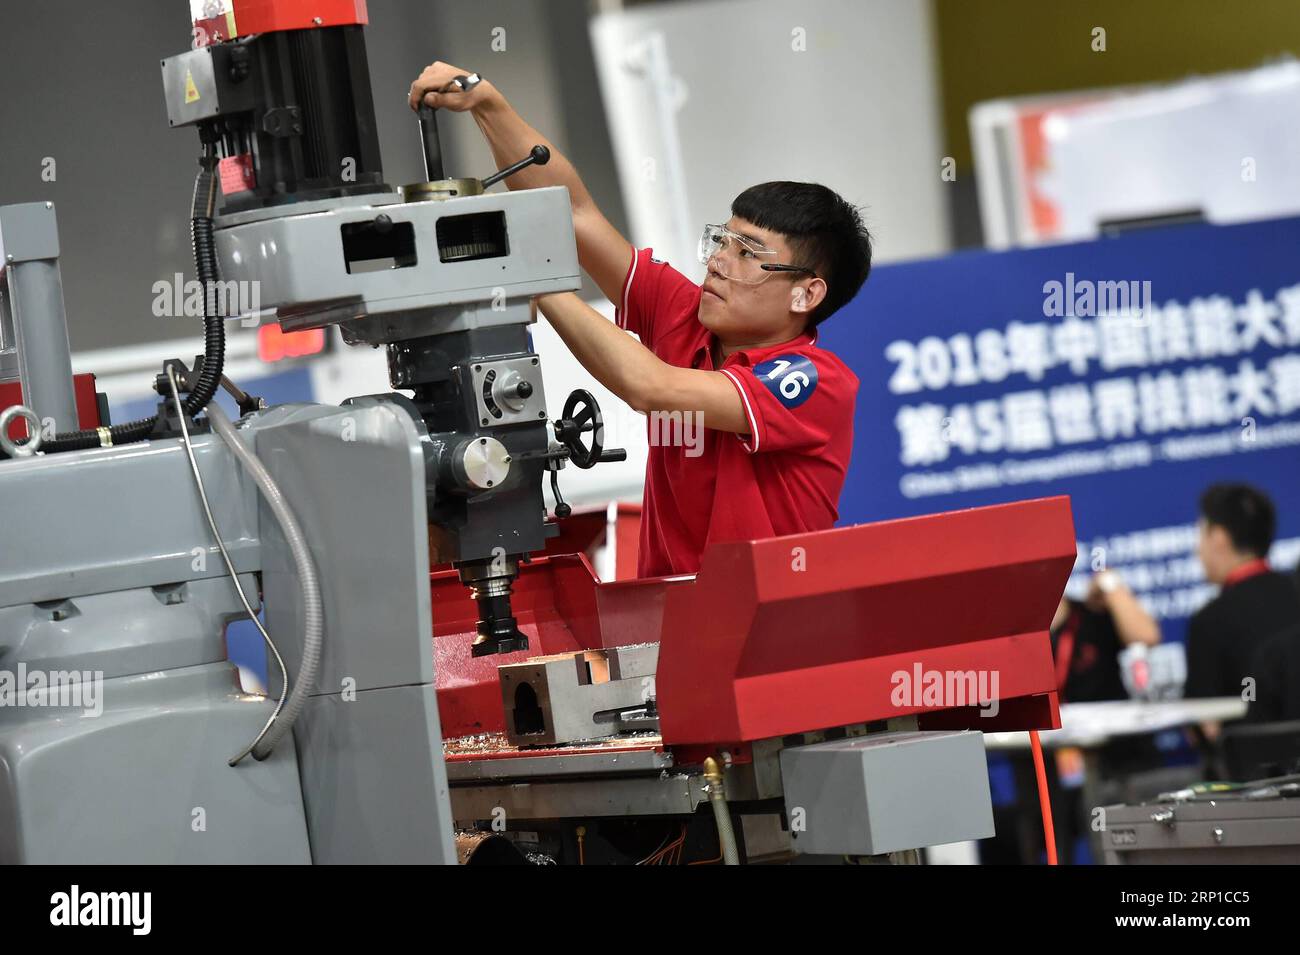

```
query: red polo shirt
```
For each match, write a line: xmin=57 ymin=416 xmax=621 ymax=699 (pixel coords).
xmin=616 ymin=247 xmax=858 ymax=577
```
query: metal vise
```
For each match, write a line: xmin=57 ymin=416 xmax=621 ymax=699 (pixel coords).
xmin=500 ymin=645 xmax=659 ymax=747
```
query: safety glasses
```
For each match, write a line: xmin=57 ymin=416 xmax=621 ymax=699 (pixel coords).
xmin=697 ymin=223 xmax=816 ymax=285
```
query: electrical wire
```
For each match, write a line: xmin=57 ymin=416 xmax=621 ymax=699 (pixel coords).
xmin=1029 ymin=729 xmax=1059 ymax=865
xmin=166 ymin=368 xmax=288 ymax=765
xmin=204 ymin=399 xmax=323 ymax=760
xmin=639 ymin=824 xmax=686 ymax=865
xmin=43 ymin=150 xmax=225 ymax=454
xmin=635 ymin=827 xmax=676 ymax=865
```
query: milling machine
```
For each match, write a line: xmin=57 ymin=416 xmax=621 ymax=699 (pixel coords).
xmin=0 ymin=0 xmax=1075 ymax=865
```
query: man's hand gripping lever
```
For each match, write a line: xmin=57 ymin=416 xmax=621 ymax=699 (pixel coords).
xmin=411 ymin=72 xmax=550 ymax=194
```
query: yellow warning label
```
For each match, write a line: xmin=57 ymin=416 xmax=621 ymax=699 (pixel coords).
xmin=184 ymin=70 xmax=200 ymax=104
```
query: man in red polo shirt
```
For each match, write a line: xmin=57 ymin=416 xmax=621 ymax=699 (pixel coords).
xmin=411 ymin=64 xmax=872 ymax=576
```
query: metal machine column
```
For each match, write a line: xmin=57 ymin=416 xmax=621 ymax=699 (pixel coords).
xmin=0 ymin=202 xmax=78 ymax=434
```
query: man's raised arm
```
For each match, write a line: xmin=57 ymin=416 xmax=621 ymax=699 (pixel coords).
xmin=410 ymin=62 xmax=632 ymax=306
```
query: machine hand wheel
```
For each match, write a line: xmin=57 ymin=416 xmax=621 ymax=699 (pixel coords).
xmin=554 ymin=389 xmax=605 ymax=470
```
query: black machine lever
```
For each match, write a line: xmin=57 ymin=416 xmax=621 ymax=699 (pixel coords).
xmin=549 ymin=468 xmax=571 ymax=519
xmin=417 ymin=107 xmax=548 ymax=190
xmin=417 ymin=72 xmax=550 ymax=189
xmin=417 ymin=104 xmax=445 ymax=182
xmin=416 ymin=72 xmax=483 ymax=181
xmin=481 ymin=145 xmax=550 ymax=189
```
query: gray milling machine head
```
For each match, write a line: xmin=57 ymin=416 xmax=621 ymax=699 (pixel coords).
xmin=162 ymin=19 xmax=625 ymax=655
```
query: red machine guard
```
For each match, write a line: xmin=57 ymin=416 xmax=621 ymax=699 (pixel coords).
xmin=433 ymin=496 xmax=1075 ymax=748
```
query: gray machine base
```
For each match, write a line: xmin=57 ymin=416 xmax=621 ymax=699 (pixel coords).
xmin=0 ymin=662 xmax=310 ymax=864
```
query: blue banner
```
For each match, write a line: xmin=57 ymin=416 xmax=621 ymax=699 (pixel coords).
xmin=822 ymin=215 xmax=1300 ymax=648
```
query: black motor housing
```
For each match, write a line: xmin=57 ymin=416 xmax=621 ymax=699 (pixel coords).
xmin=162 ymin=25 xmax=387 ymax=213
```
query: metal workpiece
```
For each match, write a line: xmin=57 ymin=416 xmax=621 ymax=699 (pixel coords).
xmin=0 ymin=203 xmax=78 ymax=433
xmin=500 ymin=644 xmax=660 ymax=747
xmin=779 ymin=730 xmax=995 ymax=856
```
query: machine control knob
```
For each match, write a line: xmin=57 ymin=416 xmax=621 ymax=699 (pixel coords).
xmin=491 ymin=370 xmax=535 ymax=412
xmin=454 ymin=436 xmax=512 ymax=490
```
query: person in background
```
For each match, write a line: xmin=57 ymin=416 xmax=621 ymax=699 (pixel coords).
xmin=1185 ymin=483 xmax=1300 ymax=709
xmin=1262 ymin=564 xmax=1300 ymax=721
xmin=986 ymin=570 xmax=1161 ymax=864
xmin=1259 ymin=567 xmax=1300 ymax=721
xmin=1248 ymin=622 xmax=1300 ymax=723
xmin=1050 ymin=569 xmax=1161 ymax=703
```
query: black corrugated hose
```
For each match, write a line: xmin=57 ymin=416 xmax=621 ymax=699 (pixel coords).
xmin=38 ymin=146 xmax=226 ymax=453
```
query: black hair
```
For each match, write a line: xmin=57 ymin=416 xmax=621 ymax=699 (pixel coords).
xmin=730 ymin=181 xmax=872 ymax=327
xmin=1199 ymin=482 xmax=1276 ymax=557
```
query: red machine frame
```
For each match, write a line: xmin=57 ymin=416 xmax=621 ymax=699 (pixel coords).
xmin=0 ymin=373 xmax=102 ymax=441
xmin=191 ymin=0 xmax=368 ymax=46
xmin=433 ymin=495 xmax=1075 ymax=756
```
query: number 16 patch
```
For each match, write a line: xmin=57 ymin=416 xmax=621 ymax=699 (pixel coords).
xmin=753 ymin=353 xmax=818 ymax=408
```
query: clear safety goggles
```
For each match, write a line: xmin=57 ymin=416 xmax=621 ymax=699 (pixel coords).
xmin=697 ymin=223 xmax=815 ymax=285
